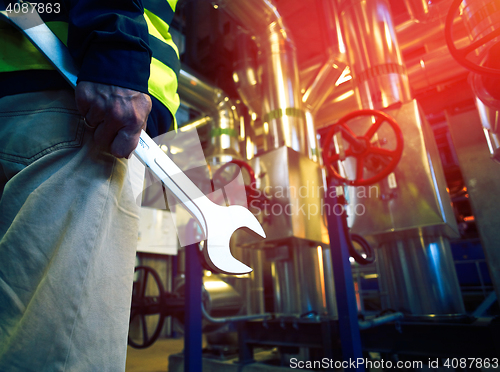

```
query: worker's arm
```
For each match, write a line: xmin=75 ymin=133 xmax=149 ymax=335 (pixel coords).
xmin=68 ymin=0 xmax=152 ymax=158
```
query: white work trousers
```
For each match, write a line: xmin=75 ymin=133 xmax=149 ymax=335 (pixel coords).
xmin=0 ymin=90 xmax=140 ymax=371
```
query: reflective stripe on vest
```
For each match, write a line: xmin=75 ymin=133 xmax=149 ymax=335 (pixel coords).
xmin=143 ymin=4 xmax=180 ymax=125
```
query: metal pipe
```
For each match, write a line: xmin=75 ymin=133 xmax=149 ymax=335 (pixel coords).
xmin=315 ymin=85 xmax=358 ymax=128
xmin=178 ymin=67 xmax=240 ymax=159
xmin=299 ymin=55 xmax=326 ymax=92
xmin=461 ymin=0 xmax=500 ymax=53
xmin=314 ymin=36 xmax=470 ymax=127
xmin=358 ymin=312 xmax=404 ymax=330
xmin=301 ymin=0 xmax=348 ymax=116
xmin=317 ymin=0 xmax=347 ymax=59
xmin=397 ymin=12 xmax=467 ymax=52
xmin=406 ymin=37 xmax=470 ymax=92
xmin=233 ymin=29 xmax=262 ymax=118
xmin=179 ymin=115 xmax=213 ymax=133
xmin=201 ymin=302 xmax=271 ymax=324
xmin=403 ymin=0 xmax=431 ymax=24
xmin=338 ymin=0 xmax=412 ymax=110
xmin=400 ymin=0 xmax=455 ymax=26
xmin=219 ymin=0 xmax=309 ymax=155
xmin=302 ymin=56 xmax=347 ymax=115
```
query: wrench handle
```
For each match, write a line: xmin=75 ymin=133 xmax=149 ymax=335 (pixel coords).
xmin=134 ymin=131 xmax=208 ymax=234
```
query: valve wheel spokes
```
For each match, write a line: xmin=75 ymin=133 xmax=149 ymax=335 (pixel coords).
xmin=322 ymin=109 xmax=404 ymax=186
xmin=128 ymin=266 xmax=165 ymax=349
xmin=445 ymin=0 xmax=500 ymax=77
xmin=356 ymin=156 xmax=365 ymax=180
xmin=369 ymin=146 xmax=398 ymax=157
xmin=364 ymin=116 xmax=385 ymax=140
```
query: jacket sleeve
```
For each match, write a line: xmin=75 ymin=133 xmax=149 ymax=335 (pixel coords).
xmin=67 ymin=0 xmax=152 ymax=94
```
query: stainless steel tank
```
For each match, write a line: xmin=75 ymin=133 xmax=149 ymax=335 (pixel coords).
xmin=376 ymin=233 xmax=465 ymax=316
xmin=267 ymin=244 xmax=329 ymax=316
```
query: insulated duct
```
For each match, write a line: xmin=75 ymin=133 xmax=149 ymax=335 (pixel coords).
xmin=233 ymin=29 xmax=262 ymax=119
xmin=406 ymin=37 xmax=470 ymax=92
xmin=301 ymin=0 xmax=348 ymax=115
xmin=338 ymin=0 xmax=412 ymax=110
xmin=399 ymin=0 xmax=455 ymax=28
xmin=218 ymin=0 xmax=309 ymax=156
xmin=178 ymin=67 xmax=240 ymax=162
xmin=309 ymin=0 xmax=470 ymax=127
xmin=460 ymin=0 xmax=500 ymax=54
xmin=315 ymin=41 xmax=471 ymax=128
xmin=397 ymin=4 xmax=466 ymax=50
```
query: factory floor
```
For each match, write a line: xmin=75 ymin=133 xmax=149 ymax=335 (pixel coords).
xmin=125 ymin=337 xmax=292 ymax=372
xmin=125 ymin=337 xmax=293 ymax=372
xmin=125 ymin=338 xmax=500 ymax=372
xmin=125 ymin=338 xmax=184 ymax=372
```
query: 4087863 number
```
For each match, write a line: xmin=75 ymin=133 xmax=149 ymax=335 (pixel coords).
xmin=444 ymin=358 xmax=499 ymax=369
xmin=6 ymin=2 xmax=61 ymax=14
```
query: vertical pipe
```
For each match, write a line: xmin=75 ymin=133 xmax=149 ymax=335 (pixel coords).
xmin=184 ymin=244 xmax=203 ymax=372
xmin=233 ymin=30 xmax=262 ymax=118
xmin=259 ymin=21 xmax=308 ymax=154
xmin=303 ymin=0 xmax=348 ymax=116
xmin=219 ymin=0 xmax=309 ymax=156
xmin=338 ymin=0 xmax=412 ymax=110
xmin=325 ymin=189 xmax=364 ymax=370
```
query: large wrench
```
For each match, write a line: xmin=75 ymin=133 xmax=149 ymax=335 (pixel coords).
xmin=0 ymin=3 xmax=265 ymax=274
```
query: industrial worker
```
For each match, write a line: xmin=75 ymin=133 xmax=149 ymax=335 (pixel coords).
xmin=0 ymin=0 xmax=179 ymax=370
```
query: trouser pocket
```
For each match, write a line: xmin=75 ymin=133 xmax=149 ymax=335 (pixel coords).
xmin=0 ymin=89 xmax=84 ymax=166
xmin=0 ymin=89 xmax=84 ymax=196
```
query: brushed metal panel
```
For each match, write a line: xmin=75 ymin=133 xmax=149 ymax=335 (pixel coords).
xmin=346 ymin=100 xmax=458 ymax=238
xmin=234 ymin=146 xmax=329 ymax=247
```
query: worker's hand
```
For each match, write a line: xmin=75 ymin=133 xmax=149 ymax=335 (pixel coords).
xmin=75 ymin=81 xmax=152 ymax=158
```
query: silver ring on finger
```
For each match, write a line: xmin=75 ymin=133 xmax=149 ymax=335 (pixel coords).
xmin=83 ymin=117 xmax=97 ymax=130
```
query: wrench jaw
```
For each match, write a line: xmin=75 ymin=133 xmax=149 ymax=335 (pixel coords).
xmin=203 ymin=205 xmax=266 ymax=275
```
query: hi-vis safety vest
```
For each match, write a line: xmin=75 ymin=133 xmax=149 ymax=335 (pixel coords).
xmin=0 ymin=0 xmax=180 ymax=121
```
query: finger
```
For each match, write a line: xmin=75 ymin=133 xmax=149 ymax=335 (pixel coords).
xmin=93 ymin=116 xmax=119 ymax=150
xmin=75 ymin=83 xmax=91 ymax=117
xmin=111 ymin=113 xmax=149 ymax=158
xmin=112 ymin=98 xmax=151 ymax=158
xmin=110 ymin=126 xmax=142 ymax=158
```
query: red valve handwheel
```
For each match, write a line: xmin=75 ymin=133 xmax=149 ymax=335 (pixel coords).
xmin=445 ymin=0 xmax=500 ymax=77
xmin=322 ymin=109 xmax=404 ymax=186
xmin=212 ymin=159 xmax=257 ymax=205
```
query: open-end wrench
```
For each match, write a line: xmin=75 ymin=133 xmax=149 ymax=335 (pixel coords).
xmin=1 ymin=3 xmax=265 ymax=274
